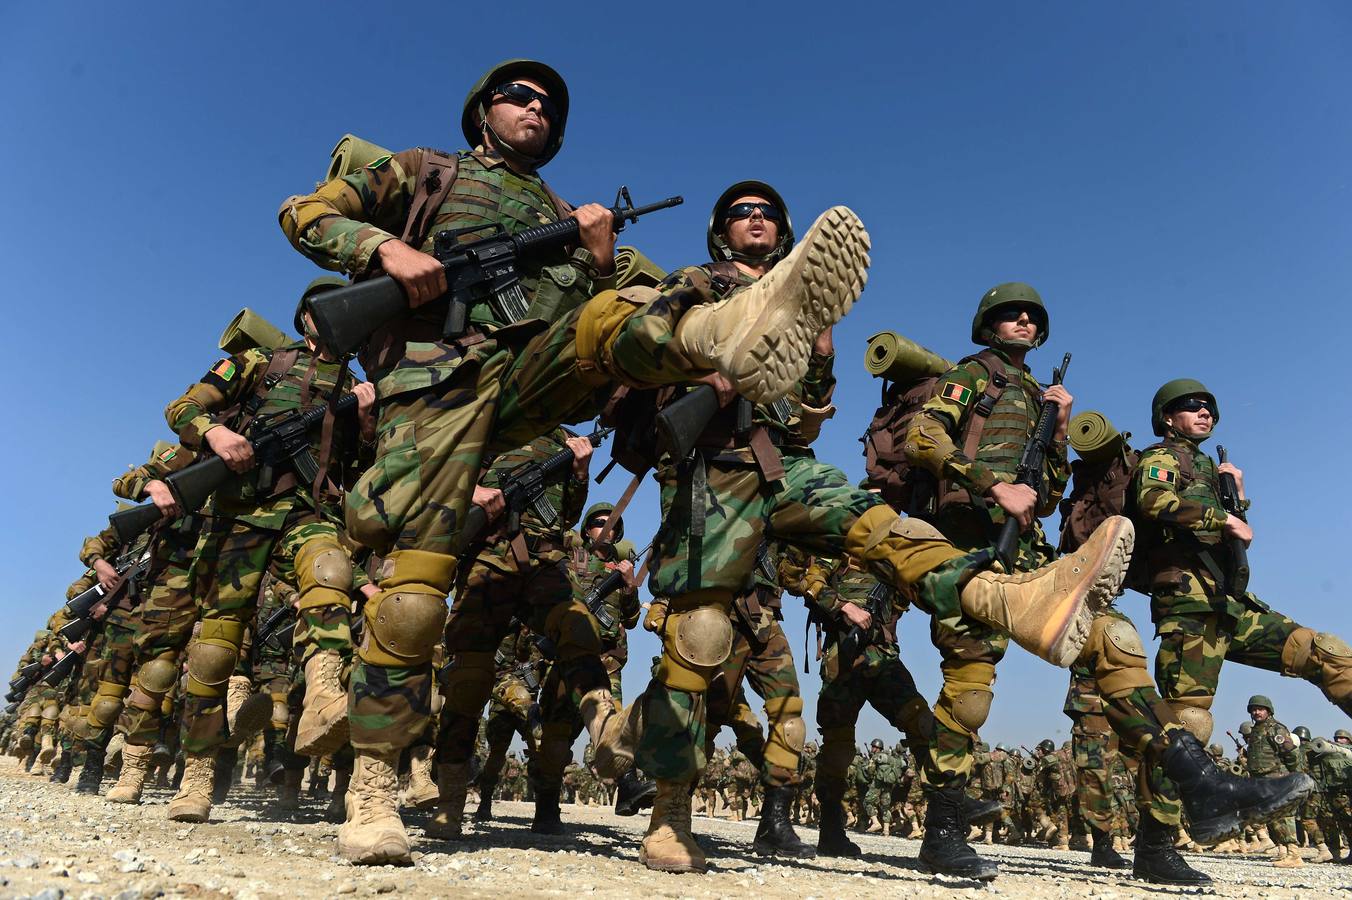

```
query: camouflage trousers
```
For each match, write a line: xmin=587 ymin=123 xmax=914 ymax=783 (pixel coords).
xmin=180 ymin=509 xmax=352 ymax=754
xmin=62 ymin=615 xmax=137 ymax=753
xmin=705 ymin=599 xmax=803 ymax=789
xmin=864 ymin=783 xmax=898 ymax=824
xmin=1069 ymin=710 xmax=1119 ymax=832
xmin=480 ymin=699 xmax=526 ymax=787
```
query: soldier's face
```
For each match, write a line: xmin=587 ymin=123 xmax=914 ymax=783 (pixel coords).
xmin=484 ymin=78 xmax=552 ymax=157
xmin=991 ymin=308 xmax=1040 ymax=346
xmin=1337 ymin=736 xmax=1351 ymax=745
xmin=1165 ymin=399 xmax=1214 ymax=437
xmin=1250 ymin=707 xmax=1269 ymax=722
xmin=722 ymin=194 xmax=780 ymax=257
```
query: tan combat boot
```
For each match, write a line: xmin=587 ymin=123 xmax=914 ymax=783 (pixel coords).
xmin=295 ymin=650 xmax=349 ymax=757
xmin=1253 ymin=826 xmax=1276 ymax=852
xmin=37 ymin=732 xmax=56 ymax=769
xmin=225 ymin=675 xmax=251 ymax=732
xmin=591 ymin=694 xmax=643 ymax=781
xmin=425 ymin=761 xmax=471 ymax=839
xmin=229 ymin=692 xmax=272 ymax=748
xmin=1056 ymin=828 xmax=1071 ymax=850
xmin=960 ymin=517 xmax=1133 ymax=667
xmin=671 ymin=206 xmax=870 ymax=403
xmin=338 ymin=749 xmax=410 ymax=865
xmin=106 ymin=743 xmax=152 ymax=804
xmin=1274 ymin=844 xmax=1304 ymax=867
xmin=276 ymin=768 xmax=303 ymax=810
xmin=866 ymin=817 xmax=882 ymax=833
xmin=1317 ymin=842 xmax=1335 ymax=863
xmin=982 ymin=823 xmax=994 ymax=844
xmin=640 ymin=779 xmax=706 ymax=873
xmin=404 ymin=745 xmax=440 ymax=809
xmin=167 ymin=752 xmax=215 ymax=822
xmin=883 ymin=819 xmax=892 ymax=837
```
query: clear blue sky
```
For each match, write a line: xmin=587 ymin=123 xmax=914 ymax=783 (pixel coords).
xmin=3 ymin=2 xmax=1350 ymax=750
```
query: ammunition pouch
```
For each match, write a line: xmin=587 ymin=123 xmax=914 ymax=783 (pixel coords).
xmin=186 ymin=618 xmax=245 ymax=698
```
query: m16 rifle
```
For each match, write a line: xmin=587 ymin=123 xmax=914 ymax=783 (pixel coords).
xmin=256 ymin=603 xmax=298 ymax=653
xmin=307 ymin=187 xmax=683 ymax=356
xmin=836 ymin=581 xmax=895 ymax=671
xmin=1215 ymin=446 xmax=1250 ymax=596
xmin=581 ymin=541 xmax=652 ymax=631
xmin=64 ymin=548 xmax=152 ymax=619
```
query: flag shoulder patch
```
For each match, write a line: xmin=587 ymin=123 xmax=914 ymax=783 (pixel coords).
xmin=1146 ymin=465 xmax=1177 ymax=484
xmin=941 ymin=382 xmax=973 ymax=406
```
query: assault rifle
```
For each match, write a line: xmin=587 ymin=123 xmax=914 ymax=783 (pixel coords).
xmin=836 ymin=581 xmax=894 ymax=671
xmin=10 ymin=650 xmax=85 ymax=703
xmin=994 ymin=353 xmax=1071 ymax=572
xmin=307 ymin=187 xmax=684 ymax=356
xmin=581 ymin=541 xmax=652 ymax=631
xmin=1215 ymin=446 xmax=1250 ymax=597
xmin=64 ymin=548 xmax=152 ymax=619
xmin=257 ymin=603 xmax=297 ymax=652
xmin=456 ymin=426 xmax=613 ymax=553
xmin=110 ymin=393 xmax=360 ymax=542
xmin=1226 ymin=730 xmax=1245 ymax=756
xmin=493 ymin=643 xmax=541 ymax=694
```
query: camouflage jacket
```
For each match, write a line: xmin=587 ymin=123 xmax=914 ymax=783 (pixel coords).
xmin=804 ymin=555 xmax=903 ymax=669
xmin=565 ymin=531 xmax=640 ymax=653
xmin=473 ymin=428 xmax=588 ymax=573
xmin=78 ymin=525 xmax=121 ymax=570
xmin=1246 ymin=717 xmax=1298 ymax=776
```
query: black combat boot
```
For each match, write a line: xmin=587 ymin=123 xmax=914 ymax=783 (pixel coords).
xmin=531 ymin=787 xmax=565 ymax=835
xmin=918 ymin=785 xmax=999 ymax=880
xmin=474 ymin=777 xmax=498 ymax=822
xmin=1089 ymin=825 xmax=1129 ymax=869
xmin=1162 ymin=731 xmax=1314 ymax=844
xmin=22 ymin=748 xmax=37 ymax=773
xmin=962 ymin=795 xmax=1003 ymax=827
xmin=1131 ymin=814 xmax=1211 ymax=885
xmin=262 ymin=730 xmax=287 ymax=785
xmin=49 ymin=751 xmax=73 ymax=783
xmin=752 ymin=785 xmax=816 ymax=858
xmin=212 ymin=747 xmax=238 ymax=804
xmin=75 ymin=748 xmax=106 ymax=794
xmin=614 ymin=769 xmax=656 ymax=817
xmin=815 ymin=786 xmax=861 ymax=858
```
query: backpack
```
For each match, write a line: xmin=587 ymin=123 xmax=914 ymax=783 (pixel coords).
xmin=861 ymin=350 xmax=1005 ymax=515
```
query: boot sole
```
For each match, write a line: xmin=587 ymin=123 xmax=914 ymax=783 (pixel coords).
xmin=294 ymin=707 xmax=350 ymax=758
xmin=227 ymin=693 xmax=273 ymax=747
xmin=918 ymin=859 xmax=999 ymax=881
xmin=720 ymin=206 xmax=870 ymax=403
xmin=1044 ymin=517 xmax=1134 ymax=667
xmin=1191 ymin=773 xmax=1314 ymax=845
xmin=339 ymin=842 xmax=412 ymax=866
xmin=167 ymin=808 xmax=210 ymax=823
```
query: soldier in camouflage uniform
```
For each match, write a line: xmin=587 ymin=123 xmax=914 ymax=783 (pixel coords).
xmin=1291 ymin=725 xmax=1334 ymax=861
xmin=473 ymin=623 xmax=545 ymax=823
xmin=1307 ymin=735 xmax=1352 ymax=862
xmin=1062 ymin=668 xmax=1129 ymax=867
xmin=1243 ymin=696 xmax=1306 ymax=867
xmin=795 ymin=741 xmax=819 ymax=825
xmin=862 ymin=739 xmax=902 ymax=835
xmin=160 ymin=280 xmax=376 ymax=823
xmin=1033 ymin=739 xmax=1075 ymax=849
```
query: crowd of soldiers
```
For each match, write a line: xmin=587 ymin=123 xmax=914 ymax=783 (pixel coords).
xmin=3 ymin=56 xmax=1349 ymax=890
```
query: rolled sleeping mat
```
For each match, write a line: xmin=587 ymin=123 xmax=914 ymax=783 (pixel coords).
xmin=612 ymin=246 xmax=667 ymax=291
xmin=219 ymin=308 xmax=291 ymax=354
xmin=1067 ymin=411 xmax=1124 ymax=463
xmin=864 ymin=331 xmax=952 ymax=382
xmin=326 ymin=134 xmax=394 ymax=184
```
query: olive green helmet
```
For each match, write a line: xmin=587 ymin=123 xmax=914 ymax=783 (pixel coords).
xmin=581 ymin=502 xmax=622 ymax=542
xmin=461 ymin=59 xmax=569 ymax=167
xmin=1239 ymin=721 xmax=1253 ymax=737
xmin=1150 ymin=378 xmax=1220 ymax=437
xmin=995 ymin=743 xmax=1010 ymax=753
xmin=1336 ymin=729 xmax=1352 ymax=743
xmin=1246 ymin=694 xmax=1274 ymax=714
xmin=1294 ymin=726 xmax=1311 ymax=741
xmin=971 ymin=282 xmax=1049 ymax=348
xmin=1206 ymin=743 xmax=1224 ymax=758
xmin=870 ymin=738 xmax=884 ymax=751
xmin=296 ymin=276 xmax=348 ymax=335
xmin=1037 ymin=738 xmax=1055 ymax=754
xmin=707 ymin=180 xmax=794 ymax=266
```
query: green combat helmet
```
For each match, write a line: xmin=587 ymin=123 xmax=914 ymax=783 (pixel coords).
xmin=870 ymin=738 xmax=884 ymax=752
xmin=1207 ymin=743 xmax=1225 ymax=758
xmin=1293 ymin=726 xmax=1311 ymax=741
xmin=1239 ymin=721 xmax=1253 ymax=738
xmin=707 ymin=180 xmax=794 ymax=266
xmin=1336 ymin=729 xmax=1352 ymax=744
xmin=461 ymin=59 xmax=569 ymax=168
xmin=581 ymin=502 xmax=622 ymax=542
xmin=1037 ymin=739 xmax=1055 ymax=754
xmin=1151 ymin=378 xmax=1220 ymax=437
xmin=297 ymin=276 xmax=349 ymax=340
xmin=971 ymin=282 xmax=1049 ymax=348
xmin=1246 ymin=694 xmax=1274 ymax=714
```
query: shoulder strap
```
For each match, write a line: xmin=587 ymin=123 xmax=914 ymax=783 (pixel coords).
xmin=226 ymin=348 xmax=299 ymax=433
xmin=957 ymin=350 xmax=1007 ymax=460
xmin=703 ymin=261 xmax=742 ymax=296
xmin=400 ymin=149 xmax=460 ymax=247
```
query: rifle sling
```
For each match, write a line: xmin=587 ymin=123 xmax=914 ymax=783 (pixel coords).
xmin=594 ymin=471 xmax=643 ymax=546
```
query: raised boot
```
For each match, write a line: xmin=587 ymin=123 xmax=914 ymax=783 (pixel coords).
xmin=584 ymin=689 xmax=638 ymax=781
xmin=614 ymin=768 xmax=657 ymax=817
xmin=918 ymin=785 xmax=999 ymax=880
xmin=815 ymin=786 xmax=861 ymax=858
xmin=425 ymin=761 xmax=471 ymax=840
xmin=1132 ymin=814 xmax=1212 ymax=885
xmin=106 ymin=743 xmax=152 ymax=804
xmin=671 ymin=206 xmax=870 ymax=403
xmin=325 ymin=766 xmax=351 ymax=823
xmin=276 ymin=768 xmax=303 ymax=810
xmin=959 ymin=517 xmax=1133 ymax=666
xmin=74 ymin=748 xmax=106 ymax=794
xmin=295 ymin=650 xmax=349 ymax=757
xmin=1161 ymin=731 xmax=1314 ymax=844
xmin=404 ymin=744 xmax=439 ymax=809
xmin=167 ymin=752 xmax=215 ymax=822
xmin=640 ymin=778 xmax=706 ymax=874
xmin=337 ymin=750 xmax=410 ymax=865
xmin=531 ymin=786 xmax=565 ymax=835
xmin=228 ymin=692 xmax=272 ymax=749
xmin=1273 ymin=843 xmax=1304 ymax=868
xmin=752 ymin=785 xmax=815 ymax=858
xmin=1090 ymin=825 xmax=1129 ymax=869
xmin=211 ymin=747 xmax=238 ymax=804
xmin=473 ymin=777 xmax=497 ymax=822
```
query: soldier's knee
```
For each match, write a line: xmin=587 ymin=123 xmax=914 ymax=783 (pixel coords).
xmin=764 ymin=695 xmax=806 ymax=770
xmin=818 ymin=725 xmax=857 ymax=777
xmin=1168 ymin=696 xmax=1215 ymax=744
xmin=441 ymin=651 xmax=495 ymax=717
xmin=270 ymin=700 xmax=290 ymax=731
xmin=576 ymin=286 xmax=658 ymax=378
xmin=1081 ymin=614 xmax=1154 ymax=698
xmin=186 ymin=618 xmax=245 ymax=698
xmin=937 ymin=660 xmax=995 ymax=735
xmin=360 ymin=588 xmax=446 ymax=667
xmin=295 ymin=539 xmax=353 ymax=611
xmin=87 ymin=681 xmax=129 ymax=728
xmin=655 ymin=601 xmax=733 ymax=693
xmin=1282 ymin=627 xmax=1352 ymax=701
xmin=544 ymin=599 xmax=603 ymax=660
xmin=128 ymin=656 xmax=177 ymax=711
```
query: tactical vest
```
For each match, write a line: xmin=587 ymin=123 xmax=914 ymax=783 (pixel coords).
xmin=937 ymin=354 xmax=1039 ymax=511
xmin=1246 ymin=719 xmax=1289 ymax=776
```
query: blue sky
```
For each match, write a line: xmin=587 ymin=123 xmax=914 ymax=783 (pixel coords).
xmin=3 ymin=2 xmax=1350 ymax=749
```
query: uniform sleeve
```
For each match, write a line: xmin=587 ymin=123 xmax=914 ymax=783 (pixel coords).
xmin=112 ymin=444 xmax=197 ymax=501
xmin=165 ymin=349 xmax=270 ymax=448
xmin=903 ymin=362 xmax=1000 ymax=498
xmin=79 ymin=526 xmax=120 ymax=568
xmin=1132 ymin=448 xmax=1227 ymax=532
xmin=277 ymin=148 xmax=423 ymax=277
xmin=1040 ymin=429 xmax=1070 ymax=517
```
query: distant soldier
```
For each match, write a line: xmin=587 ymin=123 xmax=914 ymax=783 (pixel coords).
xmin=1244 ymin=696 xmax=1304 ymax=867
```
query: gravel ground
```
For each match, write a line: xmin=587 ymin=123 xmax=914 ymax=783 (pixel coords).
xmin=0 ymin=757 xmax=1347 ymax=899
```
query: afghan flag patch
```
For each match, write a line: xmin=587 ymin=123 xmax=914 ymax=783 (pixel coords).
xmin=1147 ymin=465 xmax=1176 ymax=484
xmin=942 ymin=382 xmax=973 ymax=405
xmin=157 ymin=447 xmax=178 ymax=462
xmin=211 ymin=359 xmax=237 ymax=381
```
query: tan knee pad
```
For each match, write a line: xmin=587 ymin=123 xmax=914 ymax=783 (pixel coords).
xmin=1282 ymin=627 xmax=1352 ymax=702
xmin=763 ymin=695 xmax=806 ymax=771
xmin=441 ymin=651 xmax=495 ymax=718
xmin=41 ymin=702 xmax=59 ymax=723
xmin=818 ymin=725 xmax=857 ymax=779
xmin=492 ymin=678 xmax=535 ymax=720
xmin=936 ymin=660 xmax=996 ymax=736
xmin=186 ymin=618 xmax=245 ymax=698
xmin=87 ymin=681 xmax=130 ymax=728
xmin=544 ymin=598 xmax=603 ymax=661
xmin=1083 ymin=614 xmax=1155 ymax=698
xmin=654 ymin=597 xmax=733 ymax=693
xmin=271 ymin=700 xmax=290 ymax=731
xmin=1169 ymin=698 xmax=1215 ymax=744
xmin=295 ymin=539 xmax=353 ymax=612
xmin=361 ymin=589 xmax=446 ymax=668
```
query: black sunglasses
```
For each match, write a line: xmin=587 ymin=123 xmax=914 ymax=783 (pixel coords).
xmin=990 ymin=304 xmax=1041 ymax=323
xmin=491 ymin=82 xmax=558 ymax=121
xmin=1166 ymin=397 xmax=1215 ymax=415
xmin=722 ymin=201 xmax=782 ymax=223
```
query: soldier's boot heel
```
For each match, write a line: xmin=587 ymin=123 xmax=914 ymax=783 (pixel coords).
xmin=1161 ymin=731 xmax=1314 ymax=845
xmin=1131 ymin=815 xmax=1212 ymax=885
xmin=473 ymin=777 xmax=498 ymax=822
xmin=1273 ymin=843 xmax=1305 ymax=868
xmin=404 ymin=744 xmax=440 ymax=809
xmin=425 ymin=761 xmax=471 ymax=840
xmin=963 ymin=795 xmax=1003 ymax=827
xmin=671 ymin=206 xmax=870 ymax=404
xmin=295 ymin=651 xmax=349 ymax=758
xmin=74 ymin=748 xmax=106 ymax=794
xmin=591 ymin=693 xmax=642 ymax=781
xmin=752 ymin=786 xmax=816 ymax=859
xmin=917 ymin=786 xmax=999 ymax=881
xmin=1317 ymin=842 xmax=1335 ymax=863
xmin=106 ymin=743 xmax=151 ymax=804
xmin=167 ymin=752 xmax=215 ymax=823
xmin=1090 ymin=826 xmax=1129 ymax=869
xmin=815 ymin=793 xmax=862 ymax=858
xmin=337 ymin=749 xmax=411 ymax=865
xmin=640 ymin=778 xmax=706 ymax=874
xmin=531 ymin=787 xmax=565 ymax=835
xmin=614 ymin=769 xmax=657 ymax=817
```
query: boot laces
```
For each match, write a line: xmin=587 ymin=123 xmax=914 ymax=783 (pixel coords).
xmin=352 ymin=757 xmax=399 ymax=824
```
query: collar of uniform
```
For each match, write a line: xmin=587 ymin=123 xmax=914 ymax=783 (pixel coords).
xmin=469 ymin=145 xmax=506 ymax=170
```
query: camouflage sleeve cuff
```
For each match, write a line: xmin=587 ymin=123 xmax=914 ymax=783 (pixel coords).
xmin=111 ymin=469 xmax=151 ymax=502
xmin=963 ymin=462 xmax=1001 ymax=499
xmin=299 ymin=222 xmax=397 ymax=278
xmin=800 ymin=351 xmax=837 ymax=408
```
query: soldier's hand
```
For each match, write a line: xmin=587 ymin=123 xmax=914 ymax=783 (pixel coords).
xmin=613 ymin=559 xmax=635 ymax=583
xmin=472 ymin=485 xmax=506 ymax=522
xmin=1223 ymin=514 xmax=1254 ymax=546
xmin=695 ymin=371 xmax=738 ymax=407
xmin=1218 ymin=461 xmax=1245 ymax=498
xmin=377 ymin=240 xmax=447 ymax=308
xmin=565 ymin=434 xmax=595 ymax=477
xmin=353 ymin=382 xmax=378 ymax=441
xmin=205 ymin=426 xmax=255 ymax=473
xmin=813 ymin=325 xmax=834 ymax=357
xmin=840 ymin=601 xmax=872 ymax=631
xmin=643 ymin=598 xmax=669 ymax=633
xmin=359 ymin=584 xmax=379 ymax=600
xmin=93 ymin=559 xmax=119 ymax=591
xmin=988 ymin=482 xmax=1038 ymax=529
xmin=144 ymin=480 xmax=181 ymax=520
xmin=571 ymin=204 xmax=616 ymax=275
xmin=66 ymin=642 xmax=86 ymax=655
xmin=90 ymin=601 xmax=109 ymax=620
xmin=1043 ymin=384 xmax=1073 ymax=438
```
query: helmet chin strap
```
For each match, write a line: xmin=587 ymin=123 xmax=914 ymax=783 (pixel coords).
xmin=716 ymin=232 xmax=787 ymax=266
xmin=988 ymin=335 xmax=1036 ymax=354
xmin=481 ymin=113 xmax=543 ymax=172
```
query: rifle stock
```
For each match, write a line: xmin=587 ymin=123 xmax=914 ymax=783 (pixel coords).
xmin=655 ymin=385 xmax=720 ymax=461
xmin=994 ymin=353 xmax=1070 ymax=571
xmin=1216 ymin=446 xmax=1250 ymax=596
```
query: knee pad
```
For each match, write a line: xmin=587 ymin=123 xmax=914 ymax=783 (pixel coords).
xmin=763 ymin=695 xmax=806 ymax=771
xmin=576 ymin=287 xmax=654 ymax=373
xmin=87 ymin=681 xmax=130 ymax=728
xmin=137 ymin=656 xmax=179 ymax=695
xmin=271 ymin=701 xmax=290 ymax=731
xmin=936 ymin=660 xmax=996 ymax=736
xmin=41 ymin=703 xmax=59 ymax=723
xmin=1168 ymin=696 xmax=1215 ymax=744
xmin=361 ymin=589 xmax=446 ymax=667
xmin=544 ymin=599 xmax=603 ymax=661
xmin=1283 ymin=628 xmax=1352 ymax=702
xmin=295 ymin=540 xmax=353 ymax=611
xmin=186 ymin=618 xmax=245 ymax=698
xmin=1085 ymin=614 xmax=1155 ymax=698
xmin=818 ymin=724 xmax=857 ymax=778
xmin=441 ymin=651 xmax=495 ymax=718
xmin=655 ymin=605 xmax=733 ymax=693
xmin=492 ymin=678 xmax=534 ymax=719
